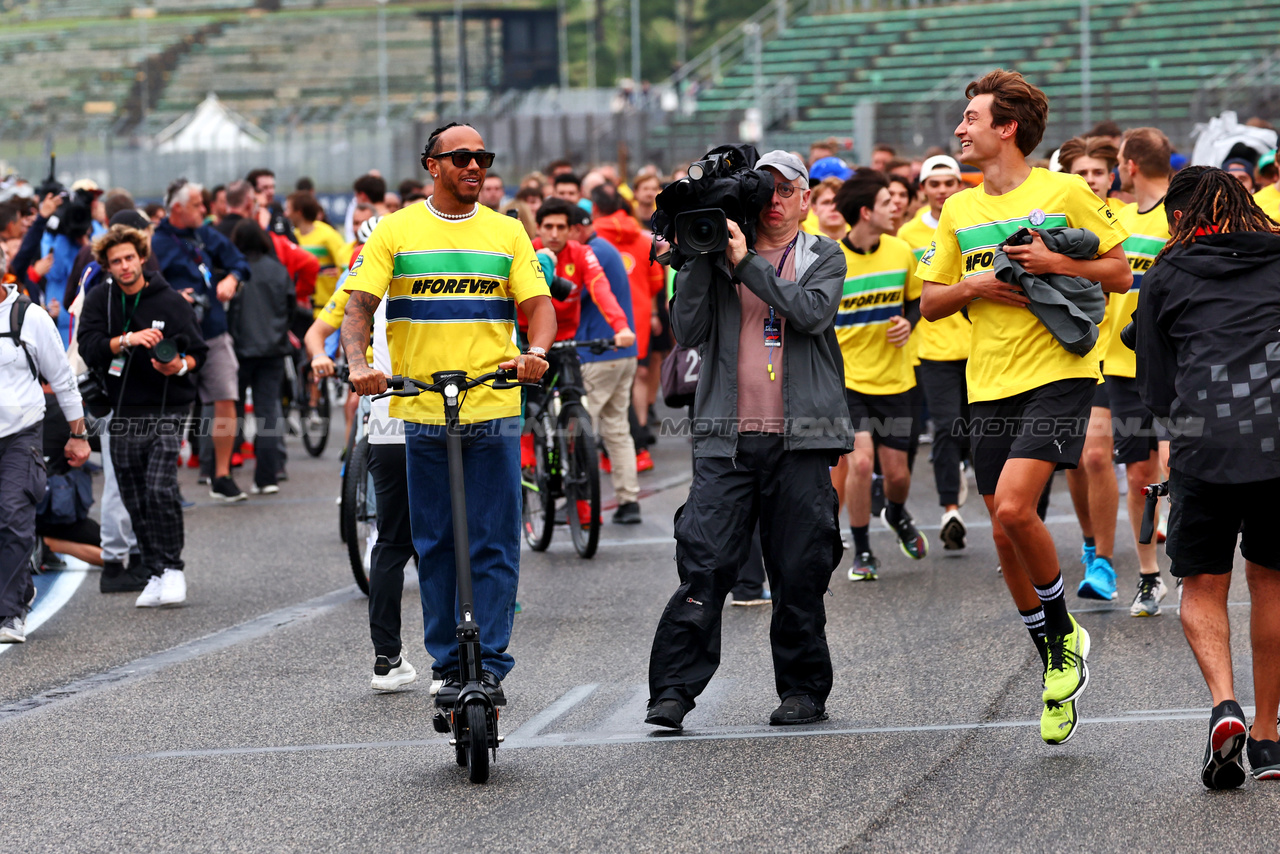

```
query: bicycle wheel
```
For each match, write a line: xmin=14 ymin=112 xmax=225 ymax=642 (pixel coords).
xmin=300 ymin=367 xmax=330 ymax=457
xmin=560 ymin=405 xmax=600 ymax=559
xmin=342 ymin=437 xmax=373 ymax=595
xmin=521 ymin=415 xmax=554 ymax=551
xmin=464 ymin=700 xmax=491 ymax=784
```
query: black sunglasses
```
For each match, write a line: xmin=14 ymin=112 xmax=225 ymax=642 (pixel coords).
xmin=431 ymin=149 xmax=496 ymax=169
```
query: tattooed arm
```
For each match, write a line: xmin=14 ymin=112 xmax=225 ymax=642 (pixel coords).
xmin=341 ymin=289 xmax=388 ymax=397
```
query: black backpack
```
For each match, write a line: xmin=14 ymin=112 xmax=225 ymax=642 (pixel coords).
xmin=2 ymin=292 xmax=40 ymax=381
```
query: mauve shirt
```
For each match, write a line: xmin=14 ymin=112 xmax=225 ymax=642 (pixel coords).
xmin=736 ymin=243 xmax=796 ymax=433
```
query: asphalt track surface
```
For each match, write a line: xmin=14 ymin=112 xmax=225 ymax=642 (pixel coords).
xmin=3 ymin=416 xmax=1277 ymax=852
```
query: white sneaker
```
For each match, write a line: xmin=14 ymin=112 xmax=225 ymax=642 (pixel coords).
xmin=940 ymin=508 xmax=967 ymax=551
xmin=135 ymin=575 xmax=164 ymax=608
xmin=158 ymin=569 xmax=187 ymax=606
xmin=371 ymin=655 xmax=417 ymax=691
xmin=250 ymin=483 xmax=279 ymax=495
xmin=0 ymin=615 xmax=26 ymax=643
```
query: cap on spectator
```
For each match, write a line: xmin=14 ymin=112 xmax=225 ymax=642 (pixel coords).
xmin=1259 ymin=149 xmax=1277 ymax=171
xmin=1222 ymin=157 xmax=1255 ymax=176
xmin=756 ymin=150 xmax=809 ymax=184
xmin=109 ymin=209 xmax=151 ymax=230
xmin=919 ymin=154 xmax=962 ymax=181
xmin=572 ymin=201 xmax=593 ymax=225
xmin=808 ymin=156 xmax=852 ymax=184
xmin=70 ymin=179 xmax=103 ymax=196
xmin=1170 ymin=152 xmax=1188 ymax=172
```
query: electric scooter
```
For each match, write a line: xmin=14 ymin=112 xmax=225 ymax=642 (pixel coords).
xmin=374 ymin=367 xmax=534 ymax=784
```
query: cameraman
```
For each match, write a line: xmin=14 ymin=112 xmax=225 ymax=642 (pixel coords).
xmin=645 ymin=151 xmax=852 ymax=730
xmin=79 ymin=225 xmax=208 ymax=609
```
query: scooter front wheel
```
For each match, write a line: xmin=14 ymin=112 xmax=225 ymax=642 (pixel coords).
xmin=464 ymin=701 xmax=491 ymax=784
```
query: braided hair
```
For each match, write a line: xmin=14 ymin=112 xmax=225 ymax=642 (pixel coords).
xmin=1162 ymin=165 xmax=1280 ymax=256
xmin=420 ymin=121 xmax=475 ymax=170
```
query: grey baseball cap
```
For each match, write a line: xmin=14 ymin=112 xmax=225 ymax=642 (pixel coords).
xmin=756 ymin=150 xmax=809 ymax=184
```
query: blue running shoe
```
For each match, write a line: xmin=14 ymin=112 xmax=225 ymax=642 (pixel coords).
xmin=1078 ymin=556 xmax=1117 ymax=600
xmin=1080 ymin=542 xmax=1096 ymax=569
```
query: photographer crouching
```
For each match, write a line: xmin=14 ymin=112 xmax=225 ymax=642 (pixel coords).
xmin=645 ymin=150 xmax=852 ymax=730
xmin=78 ymin=226 xmax=208 ymax=608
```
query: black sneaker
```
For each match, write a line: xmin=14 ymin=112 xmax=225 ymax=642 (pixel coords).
xmin=870 ymin=474 xmax=886 ymax=518
xmin=847 ymin=551 xmax=879 ymax=582
xmin=883 ymin=506 xmax=928 ymax=560
xmin=769 ymin=694 xmax=828 ymax=726
xmin=1202 ymin=699 xmax=1248 ymax=789
xmin=481 ymin=670 xmax=507 ymax=706
xmin=100 ymin=559 xmax=151 ymax=593
xmin=1248 ymin=735 xmax=1280 ymax=780
xmin=645 ymin=698 xmax=686 ymax=730
xmin=209 ymin=476 xmax=246 ymax=503
xmin=612 ymin=501 xmax=642 ymax=524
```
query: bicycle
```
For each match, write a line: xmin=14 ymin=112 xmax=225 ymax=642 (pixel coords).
xmin=339 ymin=390 xmax=375 ymax=595
xmin=521 ymin=338 xmax=615 ymax=559
xmin=374 ymin=366 xmax=536 ymax=785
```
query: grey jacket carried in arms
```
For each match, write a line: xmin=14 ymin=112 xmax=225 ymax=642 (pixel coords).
xmin=992 ymin=227 xmax=1106 ymax=357
xmin=670 ymin=229 xmax=854 ymax=458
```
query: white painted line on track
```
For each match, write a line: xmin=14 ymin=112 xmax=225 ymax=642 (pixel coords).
xmin=0 ymin=563 xmax=89 ymax=657
xmin=128 ymin=702 xmax=1257 ymax=759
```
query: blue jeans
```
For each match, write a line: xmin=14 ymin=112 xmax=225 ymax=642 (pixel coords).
xmin=404 ymin=417 xmax=521 ymax=679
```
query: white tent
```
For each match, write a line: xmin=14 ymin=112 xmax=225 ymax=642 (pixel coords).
xmin=154 ymin=93 xmax=268 ymax=153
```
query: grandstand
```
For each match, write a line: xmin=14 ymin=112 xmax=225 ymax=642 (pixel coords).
xmin=681 ymin=0 xmax=1280 ymax=152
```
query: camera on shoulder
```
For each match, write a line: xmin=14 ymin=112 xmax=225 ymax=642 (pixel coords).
xmin=651 ymin=144 xmax=776 ymax=268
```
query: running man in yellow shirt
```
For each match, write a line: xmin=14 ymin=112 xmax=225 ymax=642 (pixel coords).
xmin=834 ymin=170 xmax=927 ymax=581
xmin=919 ymin=70 xmax=1132 ymax=745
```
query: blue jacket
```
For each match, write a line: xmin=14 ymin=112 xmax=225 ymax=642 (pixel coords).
xmin=578 ymin=234 xmax=636 ymax=363
xmin=151 ymin=218 xmax=251 ymax=339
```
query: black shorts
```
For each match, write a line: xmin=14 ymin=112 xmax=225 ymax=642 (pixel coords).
xmin=1092 ymin=374 xmax=1110 ymax=410
xmin=36 ymin=515 xmax=100 ymax=544
xmin=846 ymin=387 xmax=916 ymax=452
xmin=1105 ymin=375 xmax=1159 ymax=465
xmin=1165 ymin=468 xmax=1280 ymax=577
xmin=969 ymin=378 xmax=1095 ymax=495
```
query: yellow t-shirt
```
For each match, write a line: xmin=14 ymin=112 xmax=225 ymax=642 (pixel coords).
xmin=316 ymin=279 xmax=373 ymax=363
xmin=914 ymin=168 xmax=1128 ymax=403
xmin=344 ymin=202 xmax=550 ymax=424
xmin=1101 ymin=201 xmax=1169 ymax=379
xmin=836 ymin=234 xmax=919 ymax=395
xmin=897 ymin=207 xmax=971 ymax=362
xmin=1255 ymin=183 xmax=1280 ymax=224
xmin=298 ymin=220 xmax=353 ymax=316
xmin=800 ymin=209 xmax=821 ymax=235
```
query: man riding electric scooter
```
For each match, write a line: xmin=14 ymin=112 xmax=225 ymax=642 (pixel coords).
xmin=343 ymin=123 xmax=556 ymax=717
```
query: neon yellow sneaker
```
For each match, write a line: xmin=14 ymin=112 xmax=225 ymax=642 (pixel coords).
xmin=1042 ymin=615 xmax=1090 ymax=705
xmin=1041 ymin=699 xmax=1079 ymax=744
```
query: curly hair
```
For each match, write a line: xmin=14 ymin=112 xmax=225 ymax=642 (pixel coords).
xmin=93 ymin=224 xmax=150 ymax=267
xmin=965 ymin=69 xmax=1050 ymax=157
xmin=1161 ymin=166 xmax=1280 ymax=254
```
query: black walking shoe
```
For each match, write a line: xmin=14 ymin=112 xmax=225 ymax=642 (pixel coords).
xmin=645 ymin=699 xmax=686 ymax=730
xmin=1202 ymin=700 xmax=1248 ymax=790
xmin=769 ymin=694 xmax=828 ymax=726
xmin=870 ymin=474 xmax=886 ymax=518
xmin=481 ymin=670 xmax=507 ymax=706
xmin=612 ymin=502 xmax=642 ymax=524
xmin=209 ymin=476 xmax=246 ymax=503
xmin=100 ymin=559 xmax=151 ymax=593
xmin=1248 ymin=735 xmax=1280 ymax=781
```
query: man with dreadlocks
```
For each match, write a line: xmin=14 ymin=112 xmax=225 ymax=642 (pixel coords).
xmin=1135 ymin=165 xmax=1280 ymax=788
xmin=343 ymin=122 xmax=556 ymax=704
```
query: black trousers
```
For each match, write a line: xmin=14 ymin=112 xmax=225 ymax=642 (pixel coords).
xmin=111 ymin=419 xmax=184 ymax=575
xmin=367 ymin=442 xmax=416 ymax=658
xmin=0 ymin=425 xmax=43 ymax=619
xmin=237 ymin=355 xmax=286 ymax=488
xmin=648 ymin=433 xmax=842 ymax=710
xmin=917 ymin=359 xmax=969 ymax=507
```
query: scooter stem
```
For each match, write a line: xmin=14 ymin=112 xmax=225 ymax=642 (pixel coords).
xmin=435 ymin=370 xmax=482 ymax=682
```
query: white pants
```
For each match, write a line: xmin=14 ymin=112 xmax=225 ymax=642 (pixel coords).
xmin=98 ymin=412 xmax=138 ymax=563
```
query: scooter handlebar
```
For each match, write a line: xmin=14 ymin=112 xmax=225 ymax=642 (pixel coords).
xmin=373 ymin=369 xmax=539 ymax=400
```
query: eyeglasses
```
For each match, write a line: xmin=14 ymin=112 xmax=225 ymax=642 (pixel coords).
xmin=774 ymin=182 xmax=798 ymax=198
xmin=431 ymin=149 xmax=496 ymax=169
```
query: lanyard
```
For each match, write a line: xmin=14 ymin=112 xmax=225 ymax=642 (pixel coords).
xmin=120 ymin=290 xmax=142 ymax=334
xmin=764 ymin=237 xmax=796 ymax=381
